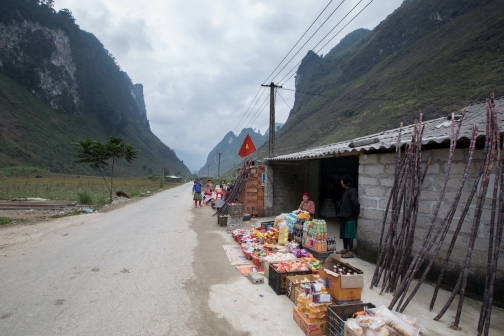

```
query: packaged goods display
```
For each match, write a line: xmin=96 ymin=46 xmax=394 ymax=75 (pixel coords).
xmin=226 ymin=211 xmax=428 ymax=336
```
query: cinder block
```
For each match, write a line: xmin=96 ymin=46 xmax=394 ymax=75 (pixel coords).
xmin=360 ymin=208 xmax=385 ymax=221
xmin=359 ymin=197 xmax=378 ymax=209
xmin=379 ymin=153 xmax=397 ymax=164
xmin=385 ymin=165 xmax=396 ymax=175
xmin=361 ymin=186 xmax=386 ymax=197
xmin=360 ymin=154 xmax=379 ymax=163
xmin=360 ymin=176 xmax=378 ymax=185
xmin=365 ymin=165 xmax=385 ymax=175
xmin=379 ymin=178 xmax=394 ymax=187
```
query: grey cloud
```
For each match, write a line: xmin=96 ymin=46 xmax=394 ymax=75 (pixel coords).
xmin=55 ymin=0 xmax=404 ymax=171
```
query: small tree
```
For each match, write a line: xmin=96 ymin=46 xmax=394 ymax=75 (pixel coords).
xmin=74 ymin=136 xmax=138 ymax=203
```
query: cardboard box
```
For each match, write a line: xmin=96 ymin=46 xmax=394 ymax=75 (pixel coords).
xmin=320 ymin=255 xmax=363 ymax=304
xmin=286 ymin=274 xmax=319 ymax=303
xmin=293 ymin=307 xmax=326 ymax=336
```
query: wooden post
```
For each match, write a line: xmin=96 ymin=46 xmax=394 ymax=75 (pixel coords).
xmin=261 ymin=82 xmax=282 ymax=157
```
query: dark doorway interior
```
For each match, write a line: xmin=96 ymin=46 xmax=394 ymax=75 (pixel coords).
xmin=319 ymin=155 xmax=359 ymax=218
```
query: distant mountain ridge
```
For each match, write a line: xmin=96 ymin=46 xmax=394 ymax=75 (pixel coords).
xmin=252 ymin=0 xmax=504 ymax=158
xmin=0 ymin=0 xmax=190 ymax=177
xmin=198 ymin=123 xmax=283 ymax=177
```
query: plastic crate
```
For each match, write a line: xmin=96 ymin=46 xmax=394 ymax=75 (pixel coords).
xmin=261 ymin=221 xmax=274 ymax=230
xmin=268 ymin=263 xmax=311 ymax=295
xmin=227 ymin=217 xmax=243 ymax=231
xmin=218 ymin=216 xmax=228 ymax=227
xmin=305 ymin=248 xmax=336 ymax=262
xmin=229 ymin=204 xmax=244 ymax=218
xmin=326 ymin=303 xmax=375 ymax=336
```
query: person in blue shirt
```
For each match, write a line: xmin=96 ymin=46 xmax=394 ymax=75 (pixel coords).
xmin=192 ymin=179 xmax=203 ymax=207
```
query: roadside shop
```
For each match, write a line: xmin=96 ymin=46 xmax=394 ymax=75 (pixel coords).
xmin=219 ymin=205 xmax=426 ymax=336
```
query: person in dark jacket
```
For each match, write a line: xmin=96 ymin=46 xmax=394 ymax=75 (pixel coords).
xmin=337 ymin=174 xmax=360 ymax=258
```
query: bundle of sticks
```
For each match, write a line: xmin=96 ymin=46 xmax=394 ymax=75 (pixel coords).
xmin=370 ymin=115 xmax=429 ymax=295
xmin=371 ymin=94 xmax=502 ymax=335
xmin=213 ymin=159 xmax=251 ymax=217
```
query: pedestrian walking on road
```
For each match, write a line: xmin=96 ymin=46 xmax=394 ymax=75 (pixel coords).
xmin=337 ymin=175 xmax=360 ymax=258
xmin=192 ymin=180 xmax=203 ymax=207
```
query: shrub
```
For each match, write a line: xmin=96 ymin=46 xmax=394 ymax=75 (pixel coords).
xmin=77 ymin=190 xmax=93 ymax=205
xmin=0 ymin=217 xmax=14 ymax=225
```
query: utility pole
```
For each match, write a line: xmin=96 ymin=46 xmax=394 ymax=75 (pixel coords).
xmin=162 ymin=161 xmax=165 ymax=187
xmin=217 ymin=152 xmax=222 ymax=178
xmin=261 ymin=82 xmax=282 ymax=157
xmin=207 ymin=165 xmax=210 ymax=178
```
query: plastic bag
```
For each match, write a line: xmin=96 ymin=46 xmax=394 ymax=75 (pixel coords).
xmin=367 ymin=304 xmax=421 ymax=336
xmin=278 ymin=223 xmax=289 ymax=245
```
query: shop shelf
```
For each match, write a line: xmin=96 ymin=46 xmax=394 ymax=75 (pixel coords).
xmin=268 ymin=264 xmax=311 ymax=295
xmin=326 ymin=303 xmax=375 ymax=336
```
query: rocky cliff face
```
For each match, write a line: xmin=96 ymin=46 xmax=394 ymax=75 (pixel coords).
xmin=0 ymin=20 xmax=80 ymax=113
xmin=131 ymin=83 xmax=150 ymax=130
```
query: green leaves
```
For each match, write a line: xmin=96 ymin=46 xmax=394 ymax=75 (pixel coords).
xmin=74 ymin=136 xmax=138 ymax=169
xmin=74 ymin=137 xmax=139 ymax=203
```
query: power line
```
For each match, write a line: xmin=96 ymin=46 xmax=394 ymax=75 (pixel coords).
xmin=279 ymin=0 xmax=374 ymax=85
xmin=247 ymin=93 xmax=271 ymax=128
xmin=233 ymin=87 xmax=268 ymax=135
xmin=204 ymin=93 xmax=271 ymax=173
xmin=262 ymin=0 xmax=336 ymax=84
xmin=277 ymin=90 xmax=292 ymax=110
xmin=281 ymin=87 xmax=391 ymax=101
xmin=269 ymin=0 xmax=346 ymax=84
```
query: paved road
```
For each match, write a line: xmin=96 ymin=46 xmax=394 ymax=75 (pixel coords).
xmin=0 ymin=183 xmax=301 ymax=336
xmin=0 ymin=184 xmax=200 ymax=335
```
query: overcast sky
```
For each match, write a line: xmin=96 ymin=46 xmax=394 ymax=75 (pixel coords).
xmin=54 ymin=0 xmax=404 ymax=172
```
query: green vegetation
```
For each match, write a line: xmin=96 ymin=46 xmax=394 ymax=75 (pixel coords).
xmin=0 ymin=217 xmax=14 ymax=225
xmin=0 ymin=0 xmax=190 ymax=178
xmin=0 ymin=173 xmax=183 ymax=205
xmin=254 ymin=0 xmax=504 ymax=158
xmin=77 ymin=189 xmax=93 ymax=205
xmin=74 ymin=136 xmax=139 ymax=202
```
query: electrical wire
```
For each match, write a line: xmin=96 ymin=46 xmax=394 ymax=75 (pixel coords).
xmin=279 ymin=0 xmax=374 ymax=85
xmin=269 ymin=0 xmax=346 ymax=84
xmin=233 ymin=87 xmax=268 ymax=135
xmin=262 ymin=0 xmax=336 ymax=85
xmin=281 ymin=87 xmax=391 ymax=101
xmin=204 ymin=93 xmax=271 ymax=173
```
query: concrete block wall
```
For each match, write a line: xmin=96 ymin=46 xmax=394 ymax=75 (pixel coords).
xmin=357 ymin=149 xmax=504 ymax=306
xmin=266 ymin=162 xmax=308 ymax=216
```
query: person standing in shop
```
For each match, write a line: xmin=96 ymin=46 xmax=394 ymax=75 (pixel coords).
xmin=337 ymin=175 xmax=360 ymax=258
xmin=298 ymin=192 xmax=315 ymax=219
xmin=192 ymin=179 xmax=203 ymax=207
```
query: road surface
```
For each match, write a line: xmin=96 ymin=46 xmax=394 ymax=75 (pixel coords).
xmin=0 ymin=183 xmax=300 ymax=336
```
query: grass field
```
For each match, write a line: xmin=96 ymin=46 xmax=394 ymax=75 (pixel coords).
xmin=0 ymin=171 xmax=184 ymax=206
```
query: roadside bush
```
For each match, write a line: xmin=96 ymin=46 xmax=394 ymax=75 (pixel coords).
xmin=0 ymin=217 xmax=13 ymax=225
xmin=129 ymin=189 xmax=140 ymax=197
xmin=77 ymin=190 xmax=93 ymax=205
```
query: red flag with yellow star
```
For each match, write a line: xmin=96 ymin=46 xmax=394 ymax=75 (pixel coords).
xmin=238 ymin=134 xmax=256 ymax=158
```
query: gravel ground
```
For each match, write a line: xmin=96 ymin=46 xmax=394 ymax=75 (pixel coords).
xmin=0 ymin=196 xmax=136 ymax=220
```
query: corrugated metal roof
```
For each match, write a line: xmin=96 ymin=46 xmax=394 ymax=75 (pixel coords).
xmin=266 ymin=99 xmax=503 ymax=161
